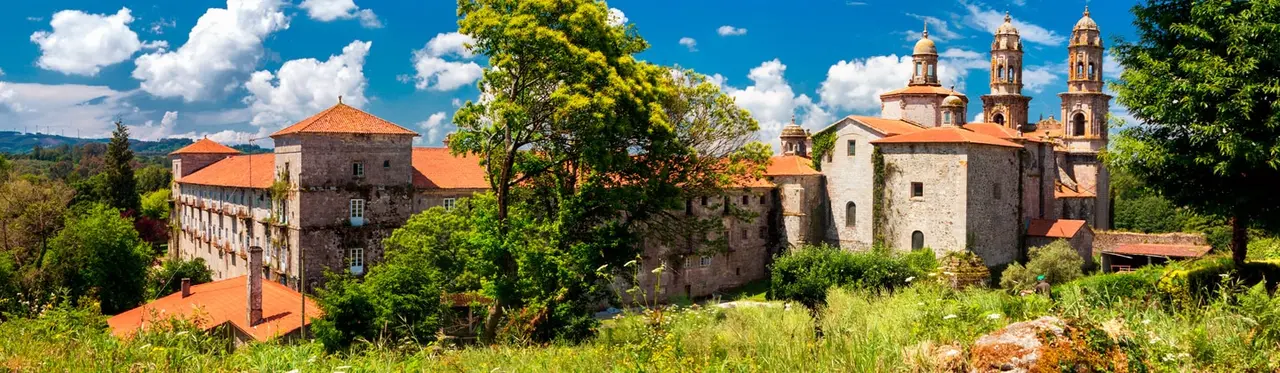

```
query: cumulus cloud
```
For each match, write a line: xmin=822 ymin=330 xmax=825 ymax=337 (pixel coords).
xmin=0 ymin=81 xmax=145 ymax=137
xmin=133 ymin=111 xmax=180 ymax=140
xmin=1103 ymin=53 xmax=1122 ymax=80
xmin=132 ymin=0 xmax=289 ymax=102
xmin=901 ymin=13 xmax=962 ymax=42
xmin=418 ymin=112 xmax=452 ymax=145
xmin=679 ymin=37 xmax=697 ymax=52
xmin=409 ymin=32 xmax=483 ymax=92
xmin=1022 ymin=63 xmax=1065 ymax=93
xmin=608 ymin=8 xmax=627 ymax=26
xmin=721 ymin=59 xmax=830 ymax=151
xmin=149 ymin=18 xmax=176 ymax=34
xmin=299 ymin=0 xmax=382 ymax=28
xmin=817 ymin=49 xmax=985 ymax=113
xmin=30 ymin=8 xmax=150 ymax=76
xmin=243 ymin=40 xmax=372 ymax=128
xmin=960 ymin=3 xmax=1064 ymax=46
xmin=717 ymin=25 xmax=747 ymax=36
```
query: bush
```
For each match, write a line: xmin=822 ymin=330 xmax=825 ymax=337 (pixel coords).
xmin=42 ymin=203 xmax=153 ymax=314
xmin=1158 ymin=258 xmax=1280 ymax=306
xmin=769 ymin=245 xmax=925 ymax=308
xmin=1060 ymin=265 xmax=1162 ymax=306
xmin=1114 ymin=194 xmax=1186 ymax=233
xmin=147 ymin=258 xmax=213 ymax=299
xmin=1000 ymin=240 xmax=1083 ymax=291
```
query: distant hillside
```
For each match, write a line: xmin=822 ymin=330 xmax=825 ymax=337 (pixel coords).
xmin=0 ymin=131 xmax=269 ymax=155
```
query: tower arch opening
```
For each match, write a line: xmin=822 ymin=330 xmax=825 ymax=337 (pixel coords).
xmin=1072 ymin=113 xmax=1087 ymax=136
xmin=992 ymin=113 xmax=1005 ymax=126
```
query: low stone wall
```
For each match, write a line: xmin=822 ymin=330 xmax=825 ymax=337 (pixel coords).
xmin=1092 ymin=231 xmax=1208 ymax=256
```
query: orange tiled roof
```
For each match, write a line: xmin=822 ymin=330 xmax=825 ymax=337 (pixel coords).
xmin=1054 ymin=182 xmax=1095 ymax=198
xmin=869 ymin=126 xmax=1022 ymax=148
xmin=412 ymin=147 xmax=489 ymax=189
xmin=169 ymin=138 xmax=243 ymax=155
xmin=848 ymin=116 xmax=925 ymax=137
xmin=270 ymin=103 xmax=418 ymax=137
xmin=765 ymin=155 xmax=821 ymax=176
xmin=962 ymin=123 xmax=1046 ymax=143
xmin=880 ymin=85 xmax=967 ymax=98
xmin=1026 ymin=219 xmax=1088 ymax=238
xmin=108 ymin=276 xmax=323 ymax=342
xmin=178 ymin=154 xmax=276 ymax=189
xmin=1107 ymin=244 xmax=1211 ymax=258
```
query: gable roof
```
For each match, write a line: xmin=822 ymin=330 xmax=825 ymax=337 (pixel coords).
xmin=1026 ymin=219 xmax=1089 ymax=238
xmin=270 ymin=103 xmax=418 ymax=137
xmin=816 ymin=115 xmax=924 ymax=138
xmin=869 ymin=126 xmax=1022 ymax=148
xmin=169 ymin=138 xmax=242 ymax=156
xmin=108 ymin=276 xmax=323 ymax=342
xmin=1107 ymin=244 xmax=1212 ymax=258
xmin=962 ymin=123 xmax=1046 ymax=143
xmin=177 ymin=154 xmax=276 ymax=188
xmin=765 ymin=155 xmax=820 ymax=176
xmin=412 ymin=147 xmax=489 ymax=189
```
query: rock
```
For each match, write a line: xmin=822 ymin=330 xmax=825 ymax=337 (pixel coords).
xmin=903 ymin=341 xmax=967 ymax=372
xmin=969 ymin=316 xmax=1065 ymax=373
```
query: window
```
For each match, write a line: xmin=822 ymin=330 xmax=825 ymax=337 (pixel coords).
xmin=992 ymin=113 xmax=1005 ymax=126
xmin=915 ymin=62 xmax=922 ymax=76
xmin=993 ymin=183 xmax=1002 ymax=200
xmin=759 ymin=195 xmax=766 ymax=205
xmin=997 ymin=65 xmax=1004 ymax=79
xmin=701 ymin=196 xmax=708 ymax=206
xmin=699 ymin=255 xmax=712 ymax=268
xmin=348 ymin=248 xmax=365 ymax=275
xmin=1087 ymin=63 xmax=1096 ymax=79
xmin=845 ymin=202 xmax=856 ymax=227
xmin=847 ymin=140 xmax=856 ymax=156
xmin=1007 ymin=67 xmax=1015 ymax=82
xmin=911 ymin=231 xmax=925 ymax=250
xmin=758 ymin=226 xmax=766 ymax=239
xmin=352 ymin=162 xmax=365 ymax=178
xmin=350 ymin=199 xmax=365 ymax=219
xmin=1076 ymin=62 xmax=1084 ymax=78
xmin=944 ymin=112 xmax=953 ymax=125
xmin=741 ymin=195 xmax=748 ymax=205
xmin=685 ymin=199 xmax=693 ymax=215
xmin=911 ymin=182 xmax=924 ymax=198
xmin=443 ymin=198 xmax=456 ymax=211
xmin=741 ymin=228 xmax=748 ymax=240
xmin=383 ymin=160 xmax=390 ymax=168
xmin=1072 ymin=113 xmax=1087 ymax=136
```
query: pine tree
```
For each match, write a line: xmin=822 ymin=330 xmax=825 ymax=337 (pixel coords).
xmin=104 ymin=120 xmax=140 ymax=214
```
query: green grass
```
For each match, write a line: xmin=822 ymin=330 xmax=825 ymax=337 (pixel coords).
xmin=717 ymin=278 xmax=769 ymax=301
xmin=3 ymin=273 xmax=1279 ymax=372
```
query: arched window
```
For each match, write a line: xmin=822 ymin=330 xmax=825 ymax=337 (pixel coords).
xmin=928 ymin=64 xmax=935 ymax=78
xmin=845 ymin=202 xmax=856 ymax=227
xmin=911 ymin=231 xmax=924 ymax=250
xmin=1088 ymin=62 xmax=1096 ymax=79
xmin=1072 ymin=113 xmax=1087 ymax=136
xmin=992 ymin=113 xmax=1005 ymax=126
xmin=1007 ymin=67 xmax=1015 ymax=82
xmin=916 ymin=63 xmax=922 ymax=76
xmin=1076 ymin=63 xmax=1084 ymax=78
xmin=997 ymin=66 xmax=1004 ymax=79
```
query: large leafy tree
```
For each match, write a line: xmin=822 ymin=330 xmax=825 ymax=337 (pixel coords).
xmin=42 ymin=203 xmax=152 ymax=314
xmin=104 ymin=121 xmax=140 ymax=214
xmin=1111 ymin=0 xmax=1280 ymax=265
xmin=452 ymin=0 xmax=766 ymax=343
xmin=0 ymin=175 xmax=74 ymax=268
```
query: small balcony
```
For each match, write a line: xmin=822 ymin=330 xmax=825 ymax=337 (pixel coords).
xmin=349 ymin=217 xmax=365 ymax=227
xmin=350 ymin=265 xmax=365 ymax=276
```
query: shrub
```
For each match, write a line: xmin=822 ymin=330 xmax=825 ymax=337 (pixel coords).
xmin=1060 ymin=265 xmax=1162 ymax=307
xmin=1158 ymin=258 xmax=1280 ymax=306
xmin=147 ymin=258 xmax=213 ymax=299
xmin=999 ymin=240 xmax=1083 ymax=291
xmin=768 ymin=245 xmax=923 ymax=308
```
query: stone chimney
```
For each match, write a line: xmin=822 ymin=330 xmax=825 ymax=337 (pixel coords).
xmin=181 ymin=278 xmax=191 ymax=298
xmin=247 ymin=246 xmax=263 ymax=326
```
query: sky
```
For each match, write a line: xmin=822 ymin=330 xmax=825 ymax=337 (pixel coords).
xmin=0 ymin=0 xmax=1139 ymax=149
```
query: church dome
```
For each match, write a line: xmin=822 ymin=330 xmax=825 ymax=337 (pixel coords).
xmin=996 ymin=12 xmax=1018 ymax=35
xmin=913 ymin=28 xmax=937 ymax=55
xmin=942 ymin=94 xmax=965 ymax=107
xmin=1074 ymin=7 xmax=1098 ymax=31
xmin=780 ymin=120 xmax=807 ymax=138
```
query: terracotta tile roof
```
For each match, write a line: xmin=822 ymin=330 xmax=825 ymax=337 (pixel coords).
xmin=880 ymin=85 xmax=967 ymax=98
xmin=270 ymin=103 xmax=418 ymax=137
xmin=765 ymin=155 xmax=821 ymax=176
xmin=1054 ymin=182 xmax=1096 ymax=198
xmin=869 ymin=126 xmax=1022 ymax=148
xmin=1107 ymin=244 xmax=1212 ymax=258
xmin=412 ymin=148 xmax=489 ymax=190
xmin=848 ymin=116 xmax=925 ymax=137
xmin=169 ymin=138 xmax=243 ymax=155
xmin=1026 ymin=219 xmax=1089 ymax=238
xmin=178 ymin=154 xmax=276 ymax=189
xmin=108 ymin=276 xmax=323 ymax=342
xmin=962 ymin=123 xmax=1046 ymax=143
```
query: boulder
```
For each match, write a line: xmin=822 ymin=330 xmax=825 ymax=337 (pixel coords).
xmin=969 ymin=316 xmax=1065 ymax=373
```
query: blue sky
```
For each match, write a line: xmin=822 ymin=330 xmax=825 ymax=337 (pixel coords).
xmin=0 ymin=0 xmax=1137 ymax=148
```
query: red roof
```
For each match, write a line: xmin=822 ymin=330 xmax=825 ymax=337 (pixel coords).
xmin=848 ymin=116 xmax=925 ymax=137
xmin=1026 ymin=219 xmax=1088 ymax=238
xmin=270 ymin=103 xmax=418 ymax=137
xmin=177 ymin=154 xmax=276 ymax=188
xmin=1107 ymin=244 xmax=1212 ymax=258
xmin=108 ymin=276 xmax=323 ymax=342
xmin=880 ymin=85 xmax=967 ymax=98
xmin=169 ymin=138 xmax=242 ymax=155
xmin=962 ymin=123 xmax=1046 ymax=143
xmin=765 ymin=155 xmax=820 ymax=176
xmin=869 ymin=126 xmax=1022 ymax=148
xmin=412 ymin=147 xmax=489 ymax=189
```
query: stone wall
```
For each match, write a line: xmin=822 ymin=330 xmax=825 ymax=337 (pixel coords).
xmin=1020 ymin=141 xmax=1059 ymax=221
xmin=818 ymin=118 xmax=881 ymax=250
xmin=879 ymin=143 xmax=969 ymax=254
xmin=1092 ymin=231 xmax=1207 ymax=256
xmin=965 ymin=145 xmax=1022 ymax=267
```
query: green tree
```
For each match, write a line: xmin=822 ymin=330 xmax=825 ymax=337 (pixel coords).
xmin=0 ymin=176 xmax=74 ymax=268
xmin=146 ymin=257 xmax=212 ymax=298
xmin=1111 ymin=0 xmax=1280 ymax=266
xmin=104 ymin=121 xmax=140 ymax=213
xmin=42 ymin=203 xmax=152 ymax=314
xmin=134 ymin=165 xmax=171 ymax=194
xmin=1000 ymin=240 xmax=1084 ymax=291
xmin=140 ymin=189 xmax=171 ymax=221
xmin=1113 ymin=194 xmax=1185 ymax=233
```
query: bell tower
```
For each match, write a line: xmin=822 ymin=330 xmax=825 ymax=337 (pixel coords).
xmin=981 ymin=12 xmax=1031 ymax=130
xmin=1058 ymin=7 xmax=1113 ymax=229
xmin=910 ymin=23 xmax=940 ymax=87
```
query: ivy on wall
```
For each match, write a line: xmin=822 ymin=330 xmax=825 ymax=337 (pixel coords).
xmin=809 ymin=130 xmax=837 ymax=171
xmin=872 ymin=147 xmax=890 ymax=246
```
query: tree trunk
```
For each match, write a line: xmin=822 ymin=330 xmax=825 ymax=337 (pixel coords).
xmin=1230 ymin=215 xmax=1248 ymax=267
xmin=480 ymin=148 xmax=519 ymax=344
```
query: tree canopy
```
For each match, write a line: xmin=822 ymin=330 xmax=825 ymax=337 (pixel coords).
xmin=42 ymin=203 xmax=152 ymax=314
xmin=104 ymin=121 xmax=140 ymax=214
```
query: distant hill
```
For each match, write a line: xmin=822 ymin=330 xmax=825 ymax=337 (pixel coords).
xmin=0 ymin=131 xmax=269 ymax=155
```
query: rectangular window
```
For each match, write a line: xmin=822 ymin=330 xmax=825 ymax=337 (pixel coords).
xmin=993 ymin=183 xmax=1002 ymax=200
xmin=350 ymin=199 xmax=365 ymax=218
xmin=348 ymin=247 xmax=365 ymax=275
xmin=741 ymin=228 xmax=748 ymax=240
xmin=758 ymin=226 xmax=766 ymax=239
xmin=847 ymin=140 xmax=856 ymax=156
xmin=701 ymin=196 xmax=708 ymax=206
xmin=741 ymin=195 xmax=748 ymax=205
xmin=911 ymin=182 xmax=924 ymax=198
xmin=352 ymin=162 xmax=365 ymax=178
xmin=699 ymin=255 xmax=712 ymax=268
xmin=759 ymin=195 xmax=767 ymax=205
xmin=443 ymin=198 xmax=457 ymax=211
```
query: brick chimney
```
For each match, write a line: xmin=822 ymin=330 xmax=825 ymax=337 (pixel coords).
xmin=247 ymin=246 xmax=263 ymax=326
xmin=181 ymin=278 xmax=191 ymax=298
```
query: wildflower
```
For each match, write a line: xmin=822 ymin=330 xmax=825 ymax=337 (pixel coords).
xmin=943 ymin=314 xmax=957 ymax=320
xmin=1141 ymin=319 xmax=1151 ymax=325
xmin=987 ymin=313 xmax=1001 ymax=320
xmin=928 ymin=273 xmax=938 ymax=277
xmin=905 ymin=276 xmax=915 ymax=283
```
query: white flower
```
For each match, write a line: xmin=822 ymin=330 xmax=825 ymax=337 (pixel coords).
xmin=987 ymin=313 xmax=1001 ymax=320
xmin=1141 ymin=319 xmax=1151 ymax=325
xmin=943 ymin=314 xmax=957 ymax=320
xmin=905 ymin=276 xmax=915 ymax=283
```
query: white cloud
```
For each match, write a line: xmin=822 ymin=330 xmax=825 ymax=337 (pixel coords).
xmin=30 ymin=8 xmax=148 ymax=76
xmin=299 ymin=0 xmax=382 ymax=28
xmin=1022 ymin=63 xmax=1064 ymax=93
xmin=133 ymin=111 xmax=179 ymax=140
xmin=960 ymin=3 xmax=1064 ymax=46
xmin=244 ymin=40 xmax=372 ymax=128
xmin=1103 ymin=53 xmax=1122 ymax=80
xmin=132 ymin=0 xmax=289 ymax=102
xmin=721 ymin=59 xmax=829 ymax=151
xmin=409 ymin=32 xmax=483 ymax=91
xmin=418 ymin=112 xmax=452 ymax=145
xmin=902 ymin=13 xmax=962 ymax=42
xmin=174 ymin=127 xmax=271 ymax=145
xmin=0 ymin=68 xmax=4 ymax=77
xmin=717 ymin=25 xmax=747 ymax=36
xmin=0 ymin=82 xmax=144 ymax=138
xmin=149 ymin=18 xmax=176 ymax=34
xmin=608 ymin=8 xmax=627 ymax=26
xmin=818 ymin=50 xmax=984 ymax=113
xmin=679 ymin=37 xmax=698 ymax=52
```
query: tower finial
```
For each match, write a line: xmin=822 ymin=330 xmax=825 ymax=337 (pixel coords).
xmin=338 ymin=95 xmax=343 ymax=104
xmin=922 ymin=21 xmax=929 ymax=38
xmin=791 ymin=114 xmax=796 ymax=124
xmin=1083 ymin=5 xmax=1090 ymax=17
xmin=1004 ymin=11 xmax=1011 ymax=23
